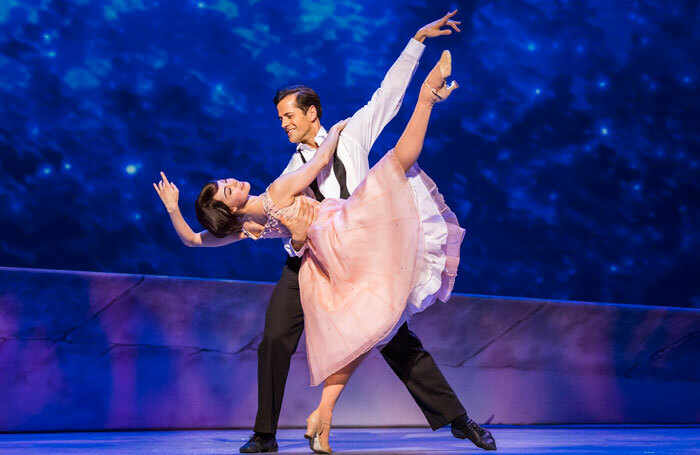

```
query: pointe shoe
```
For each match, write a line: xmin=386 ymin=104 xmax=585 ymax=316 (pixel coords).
xmin=310 ymin=420 xmax=333 ymax=454
xmin=305 ymin=410 xmax=321 ymax=440
xmin=422 ymin=50 xmax=458 ymax=103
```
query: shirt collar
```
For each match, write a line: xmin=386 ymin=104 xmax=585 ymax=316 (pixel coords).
xmin=296 ymin=126 xmax=328 ymax=153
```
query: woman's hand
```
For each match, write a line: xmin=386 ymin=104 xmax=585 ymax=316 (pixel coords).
xmin=320 ymin=118 xmax=351 ymax=164
xmin=330 ymin=117 xmax=350 ymax=134
xmin=153 ymin=171 xmax=180 ymax=213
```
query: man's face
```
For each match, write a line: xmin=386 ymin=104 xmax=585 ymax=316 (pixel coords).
xmin=276 ymin=94 xmax=315 ymax=144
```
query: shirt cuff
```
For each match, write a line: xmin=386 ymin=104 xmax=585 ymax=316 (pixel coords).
xmin=405 ymin=37 xmax=426 ymax=60
xmin=283 ymin=238 xmax=308 ymax=257
xmin=294 ymin=242 xmax=308 ymax=256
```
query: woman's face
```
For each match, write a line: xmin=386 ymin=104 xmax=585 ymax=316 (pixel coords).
xmin=213 ymin=178 xmax=250 ymax=212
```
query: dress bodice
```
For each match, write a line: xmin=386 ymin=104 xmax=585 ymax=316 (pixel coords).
xmin=242 ymin=188 xmax=319 ymax=240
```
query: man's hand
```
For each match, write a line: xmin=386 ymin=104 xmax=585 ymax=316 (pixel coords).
xmin=153 ymin=171 xmax=180 ymax=213
xmin=280 ymin=197 xmax=318 ymax=252
xmin=414 ymin=10 xmax=461 ymax=43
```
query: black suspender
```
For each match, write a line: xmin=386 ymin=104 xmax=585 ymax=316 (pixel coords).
xmin=297 ymin=148 xmax=351 ymax=201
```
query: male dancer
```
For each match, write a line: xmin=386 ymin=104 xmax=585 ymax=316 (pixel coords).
xmin=241 ymin=11 xmax=497 ymax=453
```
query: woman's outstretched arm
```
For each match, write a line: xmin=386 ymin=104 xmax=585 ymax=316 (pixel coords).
xmin=267 ymin=119 xmax=349 ymax=208
xmin=154 ymin=172 xmax=245 ymax=247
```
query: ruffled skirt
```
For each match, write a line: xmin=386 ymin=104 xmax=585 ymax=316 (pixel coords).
xmin=299 ymin=150 xmax=465 ymax=386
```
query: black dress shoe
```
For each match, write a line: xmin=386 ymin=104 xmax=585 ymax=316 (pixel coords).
xmin=451 ymin=414 xmax=497 ymax=451
xmin=240 ymin=433 xmax=278 ymax=453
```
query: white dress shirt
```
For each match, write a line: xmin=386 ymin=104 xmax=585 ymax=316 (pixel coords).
xmin=282 ymin=38 xmax=425 ymax=256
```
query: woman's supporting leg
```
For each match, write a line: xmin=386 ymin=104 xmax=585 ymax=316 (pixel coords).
xmin=306 ymin=354 xmax=366 ymax=453
xmin=394 ymin=50 xmax=457 ymax=172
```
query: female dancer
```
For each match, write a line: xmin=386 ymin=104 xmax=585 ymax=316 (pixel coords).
xmin=155 ymin=51 xmax=460 ymax=453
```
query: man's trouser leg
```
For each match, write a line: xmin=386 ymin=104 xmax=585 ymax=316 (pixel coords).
xmin=253 ymin=261 xmax=304 ymax=434
xmin=380 ymin=323 xmax=466 ymax=430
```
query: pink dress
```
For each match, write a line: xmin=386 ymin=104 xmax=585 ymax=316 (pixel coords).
xmin=259 ymin=150 xmax=465 ymax=386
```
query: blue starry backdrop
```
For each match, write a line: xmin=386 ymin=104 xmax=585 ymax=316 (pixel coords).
xmin=1 ymin=1 xmax=698 ymax=307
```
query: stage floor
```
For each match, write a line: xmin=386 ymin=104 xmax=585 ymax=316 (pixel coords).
xmin=1 ymin=426 xmax=698 ymax=454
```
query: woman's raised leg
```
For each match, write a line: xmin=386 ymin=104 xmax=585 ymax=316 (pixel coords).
xmin=393 ymin=50 xmax=458 ymax=172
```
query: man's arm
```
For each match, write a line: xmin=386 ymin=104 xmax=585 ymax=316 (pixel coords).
xmin=341 ymin=10 xmax=460 ymax=154
xmin=279 ymin=197 xmax=319 ymax=256
xmin=284 ymin=237 xmax=306 ymax=257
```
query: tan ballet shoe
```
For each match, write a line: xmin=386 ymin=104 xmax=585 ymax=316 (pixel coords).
xmin=422 ymin=50 xmax=459 ymax=102
xmin=305 ymin=409 xmax=321 ymax=440
xmin=310 ymin=420 xmax=333 ymax=454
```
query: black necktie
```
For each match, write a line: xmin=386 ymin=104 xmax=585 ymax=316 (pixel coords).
xmin=297 ymin=148 xmax=350 ymax=201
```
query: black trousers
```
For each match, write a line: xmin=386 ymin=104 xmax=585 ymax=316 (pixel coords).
xmin=254 ymin=258 xmax=466 ymax=434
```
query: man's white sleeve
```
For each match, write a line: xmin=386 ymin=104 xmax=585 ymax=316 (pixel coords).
xmin=340 ymin=38 xmax=425 ymax=155
xmin=283 ymin=237 xmax=308 ymax=257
